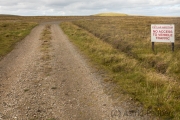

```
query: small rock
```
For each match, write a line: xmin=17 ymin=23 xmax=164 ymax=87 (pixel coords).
xmin=103 ymin=104 xmax=106 ymax=106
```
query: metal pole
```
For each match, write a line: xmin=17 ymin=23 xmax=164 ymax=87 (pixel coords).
xmin=152 ymin=42 xmax=154 ymax=52
xmin=172 ymin=43 xmax=174 ymax=52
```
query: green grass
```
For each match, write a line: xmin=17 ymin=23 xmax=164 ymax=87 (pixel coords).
xmin=51 ymin=87 xmax=57 ymax=90
xmin=24 ymin=89 xmax=29 ymax=92
xmin=0 ymin=21 xmax=37 ymax=58
xmin=60 ymin=22 xmax=180 ymax=119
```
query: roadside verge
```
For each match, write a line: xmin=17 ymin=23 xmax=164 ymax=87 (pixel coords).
xmin=60 ymin=22 xmax=180 ymax=120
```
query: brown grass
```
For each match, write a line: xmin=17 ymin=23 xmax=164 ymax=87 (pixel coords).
xmin=0 ymin=21 xmax=37 ymax=58
xmin=93 ymin=12 xmax=128 ymax=16
xmin=61 ymin=18 xmax=180 ymax=119
xmin=40 ymin=25 xmax=52 ymax=76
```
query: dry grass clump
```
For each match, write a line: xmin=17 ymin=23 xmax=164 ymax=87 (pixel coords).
xmin=40 ymin=25 xmax=52 ymax=76
xmin=73 ymin=16 xmax=180 ymax=79
xmin=61 ymin=21 xmax=180 ymax=119
xmin=40 ymin=25 xmax=52 ymax=55
xmin=0 ymin=21 xmax=37 ymax=57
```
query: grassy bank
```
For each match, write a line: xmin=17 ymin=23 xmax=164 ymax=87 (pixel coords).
xmin=60 ymin=22 xmax=180 ymax=119
xmin=73 ymin=17 xmax=180 ymax=80
xmin=0 ymin=21 xmax=37 ymax=58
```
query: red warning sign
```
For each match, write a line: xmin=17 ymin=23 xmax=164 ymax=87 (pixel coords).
xmin=151 ymin=24 xmax=175 ymax=43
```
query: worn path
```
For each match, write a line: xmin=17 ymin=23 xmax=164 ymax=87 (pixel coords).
xmin=0 ymin=22 xmax=154 ymax=120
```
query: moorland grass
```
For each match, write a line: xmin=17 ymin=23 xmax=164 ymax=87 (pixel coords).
xmin=73 ymin=16 xmax=180 ymax=81
xmin=60 ymin=22 xmax=180 ymax=119
xmin=0 ymin=21 xmax=37 ymax=57
xmin=40 ymin=25 xmax=52 ymax=76
xmin=93 ymin=12 xmax=128 ymax=16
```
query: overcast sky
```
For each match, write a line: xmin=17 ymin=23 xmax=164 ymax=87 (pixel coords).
xmin=0 ymin=0 xmax=180 ymax=16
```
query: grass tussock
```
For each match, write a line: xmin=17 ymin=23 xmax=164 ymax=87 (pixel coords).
xmin=0 ymin=21 xmax=37 ymax=58
xmin=40 ymin=25 xmax=52 ymax=55
xmin=40 ymin=25 xmax=52 ymax=76
xmin=60 ymin=22 xmax=180 ymax=119
xmin=40 ymin=25 xmax=52 ymax=41
xmin=73 ymin=17 xmax=180 ymax=79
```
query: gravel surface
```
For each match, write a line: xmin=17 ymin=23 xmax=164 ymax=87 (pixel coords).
xmin=0 ymin=22 xmax=156 ymax=120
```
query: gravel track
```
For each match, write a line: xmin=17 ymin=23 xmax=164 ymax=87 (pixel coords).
xmin=0 ymin=22 xmax=155 ymax=120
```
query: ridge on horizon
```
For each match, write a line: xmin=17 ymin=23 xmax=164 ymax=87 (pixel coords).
xmin=92 ymin=12 xmax=128 ymax=16
xmin=0 ymin=14 xmax=20 ymax=16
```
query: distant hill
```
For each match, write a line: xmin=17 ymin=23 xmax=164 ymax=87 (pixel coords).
xmin=0 ymin=14 xmax=20 ymax=17
xmin=93 ymin=12 xmax=128 ymax=16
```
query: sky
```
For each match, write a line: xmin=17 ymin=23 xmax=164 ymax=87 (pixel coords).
xmin=0 ymin=0 xmax=180 ymax=16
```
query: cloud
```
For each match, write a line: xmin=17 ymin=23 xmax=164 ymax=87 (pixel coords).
xmin=0 ymin=0 xmax=179 ymax=16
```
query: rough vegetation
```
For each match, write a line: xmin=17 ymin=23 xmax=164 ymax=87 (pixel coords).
xmin=60 ymin=16 xmax=180 ymax=119
xmin=73 ymin=16 xmax=180 ymax=80
xmin=1 ymin=15 xmax=180 ymax=119
xmin=0 ymin=21 xmax=37 ymax=58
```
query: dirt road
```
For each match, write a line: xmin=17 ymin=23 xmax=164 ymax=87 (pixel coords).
xmin=0 ymin=22 xmax=154 ymax=120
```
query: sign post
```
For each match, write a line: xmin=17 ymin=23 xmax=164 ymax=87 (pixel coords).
xmin=152 ymin=42 xmax=154 ymax=51
xmin=151 ymin=24 xmax=175 ymax=51
xmin=172 ymin=43 xmax=174 ymax=51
